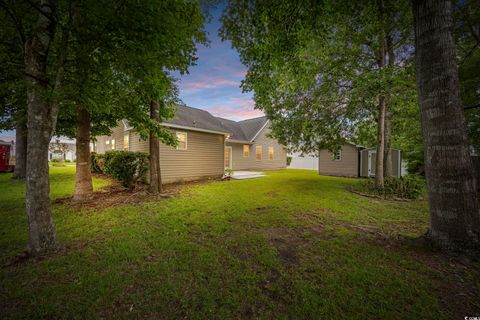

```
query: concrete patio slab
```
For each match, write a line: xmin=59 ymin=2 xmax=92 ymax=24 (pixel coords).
xmin=231 ymin=171 xmax=266 ymax=180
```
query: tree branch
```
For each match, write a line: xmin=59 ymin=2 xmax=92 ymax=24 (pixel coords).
xmin=0 ymin=0 xmax=26 ymax=50
xmin=25 ymin=0 xmax=55 ymax=23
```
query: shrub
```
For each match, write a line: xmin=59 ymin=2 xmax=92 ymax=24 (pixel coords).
xmin=50 ymin=158 xmax=61 ymax=163
xmin=103 ymin=151 xmax=149 ymax=189
xmin=286 ymin=156 xmax=292 ymax=166
xmin=224 ymin=168 xmax=234 ymax=178
xmin=65 ymin=159 xmax=71 ymax=163
xmin=91 ymin=152 xmax=105 ymax=173
xmin=355 ymin=175 xmax=425 ymax=199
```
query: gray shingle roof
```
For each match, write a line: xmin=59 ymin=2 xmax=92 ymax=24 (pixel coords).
xmin=215 ymin=117 xmax=248 ymax=141
xmin=215 ymin=116 xmax=268 ymax=142
xmin=134 ymin=105 xmax=267 ymax=141
xmin=237 ymin=116 xmax=268 ymax=140
xmin=164 ymin=105 xmax=230 ymax=134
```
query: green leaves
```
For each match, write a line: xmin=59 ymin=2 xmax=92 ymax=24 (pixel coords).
xmin=221 ymin=0 xmax=417 ymax=154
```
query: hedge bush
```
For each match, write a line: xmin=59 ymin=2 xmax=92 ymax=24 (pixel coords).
xmin=103 ymin=151 xmax=149 ymax=189
xmin=90 ymin=152 xmax=105 ymax=173
xmin=355 ymin=175 xmax=425 ymax=199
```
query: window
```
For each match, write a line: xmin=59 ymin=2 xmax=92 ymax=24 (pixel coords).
xmin=268 ymin=147 xmax=274 ymax=160
xmin=243 ymin=145 xmax=249 ymax=158
xmin=256 ymin=146 xmax=262 ymax=160
xmin=106 ymin=140 xmax=110 ymax=145
xmin=123 ymin=133 xmax=129 ymax=150
xmin=111 ymin=139 xmax=116 ymax=150
xmin=176 ymin=131 xmax=187 ymax=150
xmin=332 ymin=149 xmax=342 ymax=161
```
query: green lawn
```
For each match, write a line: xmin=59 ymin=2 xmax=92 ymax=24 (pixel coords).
xmin=0 ymin=167 xmax=478 ymax=319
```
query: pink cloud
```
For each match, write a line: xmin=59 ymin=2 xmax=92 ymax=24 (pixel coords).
xmin=181 ymin=76 xmax=240 ymax=91
xmin=212 ymin=63 xmax=248 ymax=79
xmin=207 ymin=97 xmax=264 ymax=120
xmin=232 ymin=69 xmax=247 ymax=78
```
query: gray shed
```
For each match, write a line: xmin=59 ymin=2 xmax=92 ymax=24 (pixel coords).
xmin=359 ymin=148 xmax=402 ymax=177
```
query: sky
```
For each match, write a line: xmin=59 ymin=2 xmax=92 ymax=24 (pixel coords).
xmin=173 ymin=5 xmax=263 ymax=121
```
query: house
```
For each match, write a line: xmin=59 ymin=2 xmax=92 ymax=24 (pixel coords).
xmin=94 ymin=106 xmax=287 ymax=183
xmin=318 ymin=143 xmax=402 ymax=178
xmin=48 ymin=137 xmax=76 ymax=162
xmin=0 ymin=134 xmax=76 ymax=162
xmin=216 ymin=116 xmax=287 ymax=171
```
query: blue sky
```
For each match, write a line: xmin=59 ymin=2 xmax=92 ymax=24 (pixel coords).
xmin=173 ymin=5 xmax=262 ymax=121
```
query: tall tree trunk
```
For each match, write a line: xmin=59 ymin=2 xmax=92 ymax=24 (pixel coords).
xmin=375 ymin=96 xmax=386 ymax=187
xmin=383 ymin=109 xmax=393 ymax=177
xmin=73 ymin=106 xmax=93 ymax=202
xmin=148 ymin=100 xmax=162 ymax=194
xmin=383 ymin=32 xmax=395 ymax=178
xmin=413 ymin=0 xmax=480 ymax=251
xmin=24 ymin=0 xmax=58 ymax=256
xmin=13 ymin=120 xmax=27 ymax=179
xmin=375 ymin=12 xmax=387 ymax=188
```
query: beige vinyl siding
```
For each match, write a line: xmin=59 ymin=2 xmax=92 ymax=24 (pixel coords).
xmin=319 ymin=144 xmax=359 ymax=177
xmin=96 ymin=123 xmax=224 ymax=183
xmin=227 ymin=126 xmax=287 ymax=170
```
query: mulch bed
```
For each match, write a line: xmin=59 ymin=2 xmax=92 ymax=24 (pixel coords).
xmin=346 ymin=185 xmax=420 ymax=202
xmin=53 ymin=175 xmax=220 ymax=210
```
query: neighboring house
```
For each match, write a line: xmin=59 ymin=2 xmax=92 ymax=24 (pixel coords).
xmin=288 ymin=151 xmax=318 ymax=170
xmin=94 ymin=105 xmax=287 ymax=184
xmin=0 ymin=134 xmax=76 ymax=162
xmin=318 ymin=142 xmax=402 ymax=178
xmin=49 ymin=137 xmax=76 ymax=162
xmin=216 ymin=116 xmax=287 ymax=171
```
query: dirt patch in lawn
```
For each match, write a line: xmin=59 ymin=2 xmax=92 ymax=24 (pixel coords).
xmin=53 ymin=177 xmax=218 ymax=210
xmin=2 ymin=238 xmax=101 ymax=268
xmin=266 ymin=226 xmax=324 ymax=267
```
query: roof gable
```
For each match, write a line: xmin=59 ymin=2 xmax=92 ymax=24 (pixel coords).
xmin=214 ymin=116 xmax=268 ymax=142
xmin=237 ymin=117 xmax=268 ymax=141
xmin=163 ymin=105 xmax=229 ymax=134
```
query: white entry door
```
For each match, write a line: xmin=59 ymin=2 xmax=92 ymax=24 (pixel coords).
xmin=225 ymin=146 xmax=232 ymax=169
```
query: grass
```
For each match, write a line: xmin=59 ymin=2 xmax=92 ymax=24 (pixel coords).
xmin=0 ymin=167 xmax=478 ymax=319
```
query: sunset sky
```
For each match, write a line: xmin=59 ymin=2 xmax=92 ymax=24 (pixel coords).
xmin=174 ymin=5 xmax=263 ymax=121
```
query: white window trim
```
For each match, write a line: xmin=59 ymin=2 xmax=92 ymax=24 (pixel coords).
xmin=268 ymin=146 xmax=274 ymax=161
xmin=243 ymin=145 xmax=249 ymax=158
xmin=176 ymin=131 xmax=188 ymax=150
xmin=332 ymin=149 xmax=342 ymax=161
xmin=256 ymin=146 xmax=262 ymax=161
